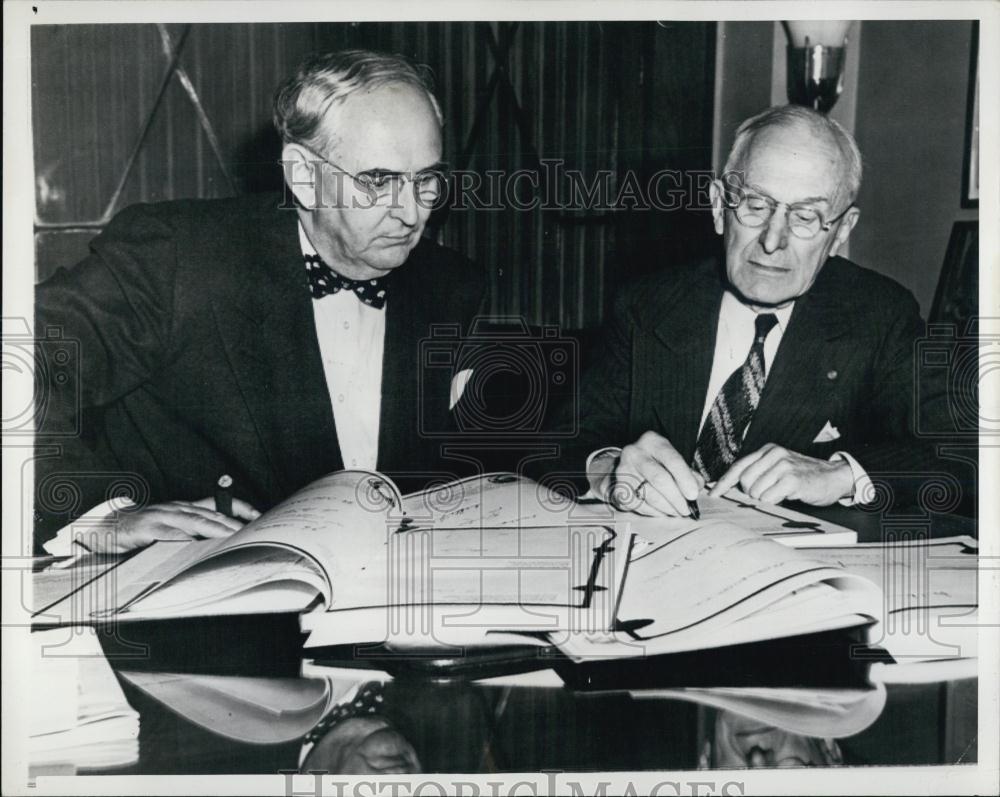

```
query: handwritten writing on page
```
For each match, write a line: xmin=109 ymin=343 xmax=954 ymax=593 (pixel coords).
xmin=555 ymin=520 xmax=881 ymax=661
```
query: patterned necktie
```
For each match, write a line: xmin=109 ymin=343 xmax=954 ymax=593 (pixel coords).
xmin=693 ymin=312 xmax=779 ymax=482
xmin=304 ymin=253 xmax=388 ymax=309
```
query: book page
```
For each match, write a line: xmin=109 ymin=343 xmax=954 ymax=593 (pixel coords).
xmin=401 ymin=473 xmax=583 ymax=528
xmin=61 ymin=471 xmax=399 ymax=619
xmin=34 ymin=539 xmax=225 ymax=623
xmin=317 ymin=522 xmax=621 ymax=610
xmin=117 ymin=547 xmax=327 ymax=618
xmin=194 ymin=470 xmax=399 ymax=601
xmin=799 ymin=537 xmax=979 ymax=663
xmin=870 ymin=657 xmax=978 ymax=684
xmin=552 ymin=519 xmax=881 ymax=660
xmin=301 ymin=520 xmax=627 ymax=649
xmin=796 ymin=537 xmax=978 ymax=609
xmin=619 ymin=521 xmax=874 ymax=636
xmin=623 ymin=489 xmax=856 ymax=545
xmin=32 ymin=555 xmax=124 ymax=616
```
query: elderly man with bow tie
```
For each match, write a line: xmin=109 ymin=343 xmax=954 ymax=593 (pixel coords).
xmin=34 ymin=49 xmax=485 ymax=553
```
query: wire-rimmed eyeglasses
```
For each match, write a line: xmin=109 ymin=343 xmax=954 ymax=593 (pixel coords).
xmin=302 ymin=146 xmax=447 ymax=206
xmin=725 ymin=187 xmax=854 ymax=240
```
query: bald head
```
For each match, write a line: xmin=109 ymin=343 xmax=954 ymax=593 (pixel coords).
xmin=724 ymin=105 xmax=862 ymax=207
xmin=325 ymin=82 xmax=441 ymax=169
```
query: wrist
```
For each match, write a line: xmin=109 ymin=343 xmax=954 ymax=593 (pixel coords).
xmin=829 ymin=458 xmax=855 ymax=501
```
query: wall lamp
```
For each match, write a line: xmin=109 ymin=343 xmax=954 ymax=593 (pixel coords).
xmin=784 ymin=20 xmax=852 ymax=113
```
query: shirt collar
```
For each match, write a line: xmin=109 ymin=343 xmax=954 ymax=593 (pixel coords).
xmin=721 ymin=290 xmax=795 ymax=334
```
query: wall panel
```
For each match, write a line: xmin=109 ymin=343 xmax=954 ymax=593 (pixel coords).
xmin=32 ymin=21 xmax=716 ymax=328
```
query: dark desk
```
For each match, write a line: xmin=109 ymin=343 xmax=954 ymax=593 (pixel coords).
xmin=96 ymin=647 xmax=978 ymax=776
xmin=65 ymin=506 xmax=983 ymax=776
xmin=86 ymin=618 xmax=978 ymax=776
xmin=789 ymin=502 xmax=976 ymax=545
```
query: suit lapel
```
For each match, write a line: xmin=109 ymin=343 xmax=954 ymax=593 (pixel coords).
xmin=645 ymin=262 xmax=724 ymax=460
xmin=377 ymin=242 xmax=431 ymax=473
xmin=743 ymin=259 xmax=853 ymax=453
xmin=210 ymin=197 xmax=342 ymax=499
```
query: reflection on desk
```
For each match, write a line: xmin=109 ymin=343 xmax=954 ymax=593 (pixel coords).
xmin=34 ymin=503 xmax=980 ymax=776
xmin=107 ymin=659 xmax=976 ymax=775
xmin=29 ymin=628 xmax=139 ymax=776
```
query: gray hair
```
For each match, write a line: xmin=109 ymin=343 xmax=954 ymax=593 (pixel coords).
xmin=273 ymin=49 xmax=443 ymax=153
xmin=723 ymin=105 xmax=863 ymax=205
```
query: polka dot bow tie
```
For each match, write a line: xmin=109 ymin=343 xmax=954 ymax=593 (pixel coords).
xmin=302 ymin=682 xmax=385 ymax=748
xmin=304 ymin=254 xmax=388 ymax=309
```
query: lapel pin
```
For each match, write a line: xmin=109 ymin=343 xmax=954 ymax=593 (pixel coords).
xmin=827 ymin=370 xmax=838 ymax=380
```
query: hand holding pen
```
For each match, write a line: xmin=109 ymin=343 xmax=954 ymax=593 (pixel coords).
xmin=603 ymin=430 xmax=704 ymax=518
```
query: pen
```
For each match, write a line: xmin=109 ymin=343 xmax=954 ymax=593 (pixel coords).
xmin=687 ymin=498 xmax=701 ymax=521
xmin=215 ymin=474 xmax=234 ymax=518
xmin=369 ymin=479 xmax=400 ymax=511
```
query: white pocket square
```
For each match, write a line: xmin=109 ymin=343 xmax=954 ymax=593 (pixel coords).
xmin=449 ymin=369 xmax=474 ymax=410
xmin=812 ymin=421 xmax=841 ymax=443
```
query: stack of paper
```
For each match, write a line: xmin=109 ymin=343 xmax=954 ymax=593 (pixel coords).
xmin=664 ymin=489 xmax=859 ymax=547
xmin=798 ymin=536 xmax=980 ymax=683
xmin=29 ymin=627 xmax=139 ymax=774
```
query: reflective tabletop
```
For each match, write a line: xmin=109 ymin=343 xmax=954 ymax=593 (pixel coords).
xmin=78 ymin=614 xmax=977 ymax=777
xmin=38 ymin=505 xmax=980 ymax=777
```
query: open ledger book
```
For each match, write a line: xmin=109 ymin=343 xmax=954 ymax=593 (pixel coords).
xmin=800 ymin=536 xmax=979 ymax=683
xmin=35 ymin=470 xmax=881 ymax=659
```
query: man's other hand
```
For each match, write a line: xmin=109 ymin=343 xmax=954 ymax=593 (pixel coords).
xmin=607 ymin=431 xmax=705 ymax=516
xmin=87 ymin=497 xmax=261 ymax=554
xmin=709 ymin=443 xmax=855 ymax=506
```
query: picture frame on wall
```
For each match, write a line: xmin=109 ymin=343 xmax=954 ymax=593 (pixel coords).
xmin=930 ymin=220 xmax=978 ymax=326
xmin=962 ymin=20 xmax=979 ymax=208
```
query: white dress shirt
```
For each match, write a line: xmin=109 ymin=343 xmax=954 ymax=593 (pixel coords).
xmin=299 ymin=223 xmax=384 ymax=471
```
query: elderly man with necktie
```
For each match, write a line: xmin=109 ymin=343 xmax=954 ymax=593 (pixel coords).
xmin=559 ymin=105 xmax=966 ymax=517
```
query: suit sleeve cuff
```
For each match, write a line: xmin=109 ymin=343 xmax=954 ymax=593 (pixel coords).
xmin=41 ymin=498 xmax=136 ymax=556
xmin=829 ymin=451 xmax=874 ymax=506
xmin=583 ymin=447 xmax=622 ymax=500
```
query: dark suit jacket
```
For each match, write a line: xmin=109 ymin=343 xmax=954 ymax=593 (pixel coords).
xmin=538 ymin=255 xmax=973 ymax=512
xmin=34 ymin=192 xmax=486 ymax=549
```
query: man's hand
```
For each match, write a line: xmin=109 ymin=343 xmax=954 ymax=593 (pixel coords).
xmin=604 ymin=431 xmax=704 ymax=516
xmin=84 ymin=497 xmax=261 ymax=554
xmin=709 ymin=444 xmax=855 ymax=506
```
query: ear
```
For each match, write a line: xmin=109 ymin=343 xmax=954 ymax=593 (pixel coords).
xmin=828 ymin=206 xmax=860 ymax=258
xmin=708 ymin=179 xmax=726 ymax=236
xmin=280 ymin=142 xmax=322 ymax=211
